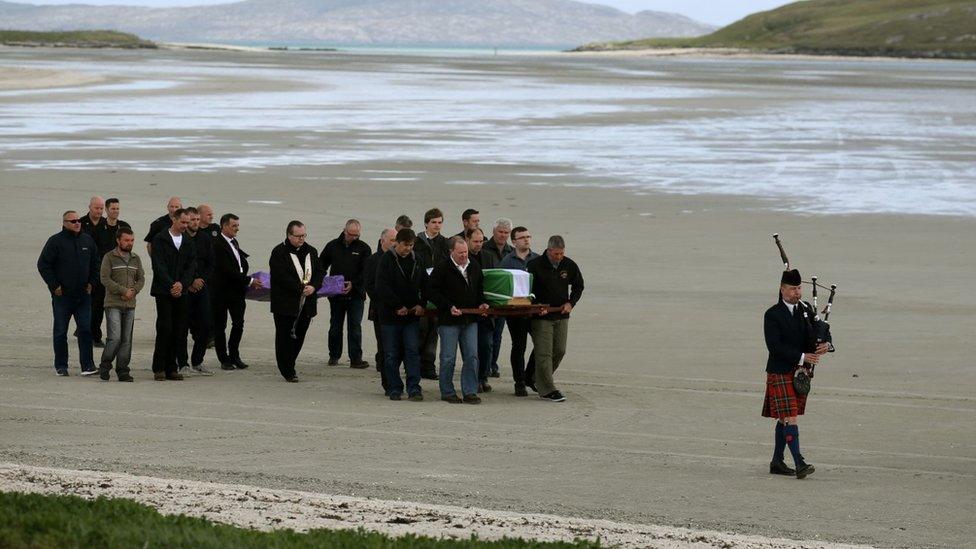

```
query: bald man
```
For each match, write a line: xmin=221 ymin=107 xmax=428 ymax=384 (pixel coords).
xmin=78 ymin=196 xmax=107 ymax=345
xmin=198 ymin=204 xmax=220 ymax=239
xmin=145 ymin=196 xmax=182 ymax=255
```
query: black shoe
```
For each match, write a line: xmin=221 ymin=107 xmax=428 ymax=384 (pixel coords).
xmin=350 ymin=359 xmax=369 ymax=369
xmin=526 ymin=382 xmax=538 ymax=393
xmin=769 ymin=460 xmax=795 ymax=476
xmin=232 ymin=359 xmax=249 ymax=370
xmin=421 ymin=372 xmax=438 ymax=380
xmin=389 ymin=393 xmax=402 ymax=401
xmin=56 ymin=369 xmax=69 ymax=377
xmin=541 ymin=391 xmax=565 ymax=402
xmin=99 ymin=370 xmax=111 ymax=381
xmin=118 ymin=374 xmax=134 ymax=382
xmin=408 ymin=393 xmax=423 ymax=402
xmin=80 ymin=368 xmax=98 ymax=377
xmin=795 ymin=463 xmax=816 ymax=479
xmin=221 ymin=362 xmax=236 ymax=371
xmin=478 ymin=382 xmax=492 ymax=393
xmin=488 ymin=369 xmax=500 ymax=378
xmin=463 ymin=394 xmax=482 ymax=405
xmin=93 ymin=339 xmax=105 ymax=349
xmin=154 ymin=372 xmax=167 ymax=381
xmin=328 ymin=358 xmax=340 ymax=366
xmin=440 ymin=394 xmax=462 ymax=404
xmin=285 ymin=377 xmax=299 ymax=383
xmin=514 ymin=383 xmax=528 ymax=397
xmin=165 ymin=372 xmax=184 ymax=381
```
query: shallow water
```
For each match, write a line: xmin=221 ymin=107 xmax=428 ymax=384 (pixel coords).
xmin=1 ymin=50 xmax=974 ymax=216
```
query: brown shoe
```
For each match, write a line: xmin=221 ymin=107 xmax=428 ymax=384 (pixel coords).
xmin=463 ymin=394 xmax=482 ymax=405
xmin=154 ymin=372 xmax=166 ymax=381
xmin=350 ymin=360 xmax=370 ymax=369
xmin=165 ymin=372 xmax=184 ymax=381
xmin=440 ymin=394 xmax=462 ymax=404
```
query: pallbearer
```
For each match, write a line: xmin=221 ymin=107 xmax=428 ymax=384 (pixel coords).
xmin=270 ymin=221 xmax=324 ymax=382
xmin=762 ymin=269 xmax=829 ymax=479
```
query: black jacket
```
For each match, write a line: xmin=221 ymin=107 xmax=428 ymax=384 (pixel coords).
xmin=482 ymin=240 xmax=513 ymax=267
xmin=764 ymin=300 xmax=814 ymax=374
xmin=80 ymin=215 xmax=131 ymax=258
xmin=426 ymin=258 xmax=485 ymax=326
xmin=376 ymin=250 xmax=429 ymax=324
xmin=37 ymin=229 xmax=100 ymax=297
xmin=212 ymin=234 xmax=252 ymax=302
xmin=363 ymin=249 xmax=383 ymax=321
xmin=469 ymin=249 xmax=499 ymax=270
xmin=188 ymin=229 xmax=216 ymax=284
xmin=150 ymin=230 xmax=197 ymax=298
xmin=269 ymin=241 xmax=324 ymax=317
xmin=527 ymin=252 xmax=584 ymax=320
xmin=319 ymin=232 xmax=372 ymax=299
xmin=414 ymin=232 xmax=450 ymax=269
xmin=144 ymin=214 xmax=171 ymax=244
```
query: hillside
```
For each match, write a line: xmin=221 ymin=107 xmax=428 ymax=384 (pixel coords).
xmin=574 ymin=0 xmax=976 ymax=59
xmin=0 ymin=29 xmax=156 ymax=48
xmin=0 ymin=0 xmax=714 ymax=48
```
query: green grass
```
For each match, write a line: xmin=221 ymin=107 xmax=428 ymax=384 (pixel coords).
xmin=1 ymin=491 xmax=602 ymax=548
xmin=574 ymin=0 xmax=976 ymax=59
xmin=0 ymin=29 xmax=156 ymax=48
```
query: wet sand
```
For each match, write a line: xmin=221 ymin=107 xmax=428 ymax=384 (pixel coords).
xmin=0 ymin=49 xmax=974 ymax=548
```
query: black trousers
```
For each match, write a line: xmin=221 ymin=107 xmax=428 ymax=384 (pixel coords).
xmin=153 ymin=295 xmax=188 ymax=374
xmin=274 ymin=313 xmax=312 ymax=380
xmin=418 ymin=315 xmax=438 ymax=377
xmin=177 ymin=287 xmax=212 ymax=367
xmin=373 ymin=318 xmax=404 ymax=393
xmin=507 ymin=316 xmax=534 ymax=385
xmin=213 ymin=295 xmax=246 ymax=363
xmin=90 ymin=281 xmax=106 ymax=342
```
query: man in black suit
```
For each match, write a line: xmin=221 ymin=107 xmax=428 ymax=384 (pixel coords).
xmin=364 ymin=227 xmax=398 ymax=392
xmin=414 ymin=207 xmax=450 ymax=380
xmin=762 ymin=269 xmax=830 ymax=479
xmin=177 ymin=206 xmax=216 ymax=375
xmin=144 ymin=196 xmax=182 ymax=256
xmin=211 ymin=213 xmax=262 ymax=370
xmin=270 ymin=221 xmax=324 ymax=382
xmin=150 ymin=209 xmax=196 ymax=381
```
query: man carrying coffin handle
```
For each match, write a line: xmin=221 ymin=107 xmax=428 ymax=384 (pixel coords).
xmin=270 ymin=221 xmax=324 ymax=382
xmin=762 ymin=268 xmax=830 ymax=479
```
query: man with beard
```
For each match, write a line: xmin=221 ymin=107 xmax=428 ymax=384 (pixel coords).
xmin=177 ymin=207 xmax=216 ymax=375
xmin=98 ymin=227 xmax=144 ymax=382
xmin=270 ymin=221 xmax=324 ymax=382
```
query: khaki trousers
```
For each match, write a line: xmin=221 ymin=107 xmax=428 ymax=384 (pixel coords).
xmin=530 ymin=318 xmax=569 ymax=396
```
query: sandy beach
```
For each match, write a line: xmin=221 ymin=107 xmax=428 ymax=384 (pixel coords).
xmin=0 ymin=48 xmax=974 ymax=548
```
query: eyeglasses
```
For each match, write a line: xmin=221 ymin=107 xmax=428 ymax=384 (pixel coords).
xmin=289 ymin=233 xmax=307 ymax=239
xmin=64 ymin=219 xmax=81 ymax=224
xmin=515 ymin=235 xmax=531 ymax=240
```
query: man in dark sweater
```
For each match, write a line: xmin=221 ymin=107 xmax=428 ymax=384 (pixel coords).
xmin=270 ymin=221 xmax=325 ymax=382
xmin=414 ymin=208 xmax=449 ymax=380
xmin=79 ymin=196 xmax=108 ymax=346
xmin=144 ymin=196 xmax=182 ymax=256
xmin=762 ymin=269 xmax=830 ymax=479
xmin=177 ymin=207 xmax=216 ymax=375
xmin=482 ymin=217 xmax=514 ymax=379
xmin=527 ymin=235 xmax=584 ymax=403
xmin=364 ymin=228 xmax=397 ymax=392
xmin=320 ymin=219 xmax=372 ymax=368
xmin=37 ymin=210 xmax=101 ymax=376
xmin=150 ymin=209 xmax=196 ymax=381
xmin=466 ymin=228 xmax=495 ymax=392
xmin=500 ymin=226 xmax=540 ymax=396
xmin=375 ymin=229 xmax=430 ymax=401
xmin=427 ymin=236 xmax=489 ymax=404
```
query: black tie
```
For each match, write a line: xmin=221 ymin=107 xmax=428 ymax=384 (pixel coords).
xmin=231 ymin=238 xmax=240 ymax=251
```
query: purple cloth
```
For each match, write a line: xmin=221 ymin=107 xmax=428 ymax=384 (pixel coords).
xmin=245 ymin=272 xmax=345 ymax=302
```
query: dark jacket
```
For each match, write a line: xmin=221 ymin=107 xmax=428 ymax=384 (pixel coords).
xmin=376 ymin=250 xmax=429 ymax=324
xmin=764 ymin=300 xmax=814 ymax=374
xmin=469 ymin=249 xmax=499 ymax=270
xmin=319 ymin=232 xmax=372 ymax=299
xmin=37 ymin=229 xmax=100 ymax=297
xmin=269 ymin=241 xmax=324 ymax=317
xmin=500 ymin=249 xmax=540 ymax=271
xmin=188 ymin=229 xmax=216 ymax=284
xmin=482 ymin=239 xmax=514 ymax=267
xmin=150 ymin=230 xmax=196 ymax=298
xmin=426 ymin=258 xmax=485 ymax=326
xmin=414 ymin=231 xmax=450 ymax=269
xmin=363 ymin=249 xmax=384 ymax=321
xmin=93 ymin=219 xmax=132 ymax=257
xmin=527 ymin=252 xmax=584 ymax=320
xmin=144 ymin=214 xmax=171 ymax=244
xmin=212 ymin=234 xmax=252 ymax=302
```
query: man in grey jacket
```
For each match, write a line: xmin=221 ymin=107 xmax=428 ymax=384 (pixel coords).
xmin=98 ymin=227 xmax=145 ymax=381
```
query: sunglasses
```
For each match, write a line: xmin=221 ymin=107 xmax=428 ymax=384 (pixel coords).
xmin=64 ymin=219 xmax=81 ymax=224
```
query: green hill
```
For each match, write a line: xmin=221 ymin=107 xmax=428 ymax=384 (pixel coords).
xmin=574 ymin=0 xmax=976 ymax=59
xmin=0 ymin=30 xmax=156 ymax=48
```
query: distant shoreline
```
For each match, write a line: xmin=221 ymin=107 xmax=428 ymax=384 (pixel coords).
xmin=563 ymin=46 xmax=976 ymax=63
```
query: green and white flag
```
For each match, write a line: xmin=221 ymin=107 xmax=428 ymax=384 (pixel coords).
xmin=483 ymin=269 xmax=533 ymax=305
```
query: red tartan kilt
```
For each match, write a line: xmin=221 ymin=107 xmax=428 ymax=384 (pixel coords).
xmin=762 ymin=372 xmax=807 ymax=418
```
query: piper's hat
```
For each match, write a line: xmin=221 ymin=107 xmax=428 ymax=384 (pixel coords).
xmin=781 ymin=269 xmax=802 ymax=286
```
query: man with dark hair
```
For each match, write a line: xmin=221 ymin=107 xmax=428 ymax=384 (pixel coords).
xmin=455 ymin=208 xmax=479 ymax=238
xmin=376 ymin=228 xmax=429 ymax=401
xmin=320 ymin=219 xmax=372 ymax=368
xmin=144 ymin=196 xmax=182 ymax=255
xmin=394 ymin=215 xmax=413 ymax=232
xmin=414 ymin=207 xmax=449 ymax=380
xmin=150 ymin=209 xmax=196 ymax=381
xmin=762 ymin=269 xmax=829 ymax=479
xmin=98 ymin=227 xmax=143 ymax=382
xmin=212 ymin=213 xmax=262 ymax=370
xmin=501 ymin=226 xmax=540 ymax=396
xmin=466 ymin=227 xmax=495 ymax=392
xmin=37 ymin=210 xmax=100 ymax=376
xmin=365 ymin=228 xmax=398 ymax=389
xmin=177 ymin=206 xmax=216 ymax=375
xmin=427 ymin=236 xmax=489 ymax=404
xmin=88 ymin=197 xmax=132 ymax=347
xmin=270 ymin=221 xmax=324 ymax=382
xmin=527 ymin=235 xmax=584 ymax=403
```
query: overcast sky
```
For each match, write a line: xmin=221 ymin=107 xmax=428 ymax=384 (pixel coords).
xmin=18 ymin=0 xmax=794 ymax=26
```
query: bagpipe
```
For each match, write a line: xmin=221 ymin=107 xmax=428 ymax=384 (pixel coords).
xmin=773 ymin=234 xmax=837 ymax=394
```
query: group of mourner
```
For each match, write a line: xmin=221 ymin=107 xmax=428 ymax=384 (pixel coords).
xmin=37 ymin=197 xmax=584 ymax=405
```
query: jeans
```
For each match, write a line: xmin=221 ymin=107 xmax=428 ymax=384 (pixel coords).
xmin=52 ymin=293 xmax=95 ymax=372
xmin=381 ymin=320 xmax=421 ymax=397
xmin=213 ymin=296 xmax=245 ymax=363
xmin=437 ymin=322 xmax=479 ymax=397
xmin=100 ymin=307 xmax=134 ymax=377
xmin=153 ymin=295 xmax=189 ymax=374
xmin=274 ymin=313 xmax=312 ymax=380
xmin=491 ymin=317 xmax=505 ymax=373
xmin=530 ymin=318 xmax=569 ymax=396
xmin=506 ymin=316 xmax=534 ymax=385
xmin=477 ymin=318 xmax=494 ymax=383
xmin=328 ymin=296 xmax=365 ymax=361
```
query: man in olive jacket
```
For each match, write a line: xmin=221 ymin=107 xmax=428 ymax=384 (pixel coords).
xmin=150 ymin=209 xmax=196 ymax=381
xmin=98 ymin=227 xmax=144 ymax=381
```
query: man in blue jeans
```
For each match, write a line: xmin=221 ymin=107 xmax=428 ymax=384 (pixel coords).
xmin=37 ymin=210 xmax=101 ymax=376
xmin=375 ymin=229 xmax=429 ymax=401
xmin=427 ymin=236 xmax=489 ymax=404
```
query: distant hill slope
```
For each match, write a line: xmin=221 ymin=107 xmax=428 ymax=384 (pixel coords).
xmin=0 ymin=0 xmax=714 ymax=47
xmin=575 ymin=0 xmax=976 ymax=59
xmin=0 ymin=29 xmax=155 ymax=48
